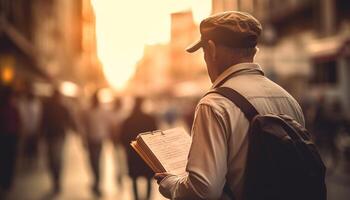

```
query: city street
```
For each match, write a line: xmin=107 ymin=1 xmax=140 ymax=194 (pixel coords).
xmin=1 ymin=0 xmax=350 ymax=200
xmin=7 ymin=134 xmax=166 ymax=200
xmin=6 ymin=133 xmax=350 ymax=200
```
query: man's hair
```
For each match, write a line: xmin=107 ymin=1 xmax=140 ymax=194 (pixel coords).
xmin=203 ymin=40 xmax=258 ymax=59
xmin=223 ymin=45 xmax=258 ymax=59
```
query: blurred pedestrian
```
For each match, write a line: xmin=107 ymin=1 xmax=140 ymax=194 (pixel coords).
xmin=313 ymin=95 xmax=328 ymax=148
xmin=163 ymin=102 xmax=178 ymax=126
xmin=183 ymin=98 xmax=199 ymax=131
xmin=110 ymin=97 xmax=127 ymax=187
xmin=17 ymin=86 xmax=42 ymax=168
xmin=83 ymin=91 xmax=115 ymax=197
xmin=0 ymin=86 xmax=20 ymax=198
xmin=120 ymin=97 xmax=157 ymax=200
xmin=326 ymin=99 xmax=347 ymax=169
xmin=42 ymin=89 xmax=75 ymax=194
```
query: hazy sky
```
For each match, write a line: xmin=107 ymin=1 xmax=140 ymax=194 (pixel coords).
xmin=91 ymin=0 xmax=212 ymax=89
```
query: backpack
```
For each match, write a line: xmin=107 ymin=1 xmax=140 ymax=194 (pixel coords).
xmin=211 ymin=87 xmax=327 ymax=200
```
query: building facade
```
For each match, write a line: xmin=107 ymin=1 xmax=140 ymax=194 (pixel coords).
xmin=211 ymin=0 xmax=350 ymax=113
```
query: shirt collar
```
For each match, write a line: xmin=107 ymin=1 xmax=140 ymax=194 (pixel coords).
xmin=211 ymin=62 xmax=264 ymax=89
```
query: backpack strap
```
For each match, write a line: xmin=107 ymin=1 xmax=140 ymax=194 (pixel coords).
xmin=210 ymin=87 xmax=259 ymax=122
xmin=207 ymin=87 xmax=259 ymax=200
xmin=223 ymin=184 xmax=236 ymax=200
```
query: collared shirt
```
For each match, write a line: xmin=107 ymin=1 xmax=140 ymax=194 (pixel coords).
xmin=159 ymin=63 xmax=305 ymax=200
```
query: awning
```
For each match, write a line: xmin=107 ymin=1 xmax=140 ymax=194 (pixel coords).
xmin=306 ymin=35 xmax=350 ymax=62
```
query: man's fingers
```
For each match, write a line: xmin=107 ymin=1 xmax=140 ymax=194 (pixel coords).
xmin=154 ymin=173 xmax=168 ymax=184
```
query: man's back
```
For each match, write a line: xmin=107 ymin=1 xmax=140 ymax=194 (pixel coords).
xmin=42 ymin=98 xmax=72 ymax=138
xmin=190 ymin=63 xmax=304 ymax=199
xmin=155 ymin=11 xmax=307 ymax=200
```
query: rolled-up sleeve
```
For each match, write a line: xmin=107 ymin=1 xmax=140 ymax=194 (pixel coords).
xmin=159 ymin=103 xmax=228 ymax=200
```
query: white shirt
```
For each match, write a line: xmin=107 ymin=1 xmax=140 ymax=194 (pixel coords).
xmin=159 ymin=63 xmax=305 ymax=200
xmin=18 ymin=97 xmax=42 ymax=135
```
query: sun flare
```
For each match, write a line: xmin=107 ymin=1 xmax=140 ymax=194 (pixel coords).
xmin=91 ymin=0 xmax=211 ymax=90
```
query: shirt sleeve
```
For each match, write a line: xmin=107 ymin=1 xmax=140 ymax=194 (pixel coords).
xmin=159 ymin=103 xmax=228 ymax=199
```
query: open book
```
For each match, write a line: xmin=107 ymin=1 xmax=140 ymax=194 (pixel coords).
xmin=131 ymin=127 xmax=192 ymax=176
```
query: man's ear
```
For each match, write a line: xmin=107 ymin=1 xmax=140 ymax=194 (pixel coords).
xmin=207 ymin=40 xmax=217 ymax=61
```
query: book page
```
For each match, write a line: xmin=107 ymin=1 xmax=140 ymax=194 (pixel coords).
xmin=140 ymin=127 xmax=191 ymax=175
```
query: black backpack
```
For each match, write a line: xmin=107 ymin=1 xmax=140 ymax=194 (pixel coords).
xmin=212 ymin=87 xmax=327 ymax=200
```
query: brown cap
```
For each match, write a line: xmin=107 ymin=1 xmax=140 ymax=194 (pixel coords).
xmin=186 ymin=11 xmax=262 ymax=53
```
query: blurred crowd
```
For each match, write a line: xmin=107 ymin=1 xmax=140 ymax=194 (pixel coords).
xmin=0 ymin=82 xmax=198 ymax=200
xmin=1 ymin=80 xmax=350 ymax=200
xmin=301 ymin=95 xmax=350 ymax=169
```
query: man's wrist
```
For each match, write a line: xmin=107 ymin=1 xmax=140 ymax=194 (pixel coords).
xmin=158 ymin=174 xmax=178 ymax=198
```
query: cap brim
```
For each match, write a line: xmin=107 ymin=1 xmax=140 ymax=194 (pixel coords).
xmin=186 ymin=39 xmax=202 ymax=53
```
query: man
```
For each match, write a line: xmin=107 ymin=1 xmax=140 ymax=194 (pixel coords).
xmin=18 ymin=86 xmax=42 ymax=167
xmin=0 ymin=86 xmax=20 ymax=198
xmin=121 ymin=97 xmax=157 ymax=200
xmin=42 ymin=89 xmax=76 ymax=194
xmin=155 ymin=11 xmax=305 ymax=200
xmin=83 ymin=91 xmax=115 ymax=197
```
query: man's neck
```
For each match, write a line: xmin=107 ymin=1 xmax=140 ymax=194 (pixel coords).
xmin=217 ymin=58 xmax=253 ymax=77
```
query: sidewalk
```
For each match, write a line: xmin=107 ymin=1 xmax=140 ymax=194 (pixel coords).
xmin=6 ymin=133 xmax=350 ymax=200
xmin=324 ymin=146 xmax=350 ymax=200
xmin=7 ymin=134 xmax=166 ymax=200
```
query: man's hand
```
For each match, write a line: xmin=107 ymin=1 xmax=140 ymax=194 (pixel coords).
xmin=154 ymin=172 xmax=175 ymax=198
xmin=154 ymin=172 xmax=170 ymax=184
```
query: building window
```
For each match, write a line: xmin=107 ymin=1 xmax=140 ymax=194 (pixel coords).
xmin=310 ymin=59 xmax=338 ymax=85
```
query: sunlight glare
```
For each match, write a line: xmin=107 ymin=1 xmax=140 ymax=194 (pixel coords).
xmin=91 ymin=0 xmax=212 ymax=90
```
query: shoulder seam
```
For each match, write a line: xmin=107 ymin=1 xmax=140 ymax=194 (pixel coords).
xmin=198 ymin=101 xmax=231 ymax=118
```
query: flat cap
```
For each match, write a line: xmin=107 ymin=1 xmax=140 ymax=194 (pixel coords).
xmin=186 ymin=11 xmax=262 ymax=53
